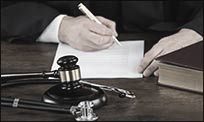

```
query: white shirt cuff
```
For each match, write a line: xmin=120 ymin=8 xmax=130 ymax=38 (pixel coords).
xmin=36 ymin=14 xmax=66 ymax=43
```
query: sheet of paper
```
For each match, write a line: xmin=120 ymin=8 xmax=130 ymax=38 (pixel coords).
xmin=51 ymin=41 xmax=144 ymax=78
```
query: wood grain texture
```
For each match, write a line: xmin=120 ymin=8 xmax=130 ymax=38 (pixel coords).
xmin=1 ymin=34 xmax=203 ymax=121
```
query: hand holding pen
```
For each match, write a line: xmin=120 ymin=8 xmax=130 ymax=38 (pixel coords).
xmin=58 ymin=5 xmax=119 ymax=51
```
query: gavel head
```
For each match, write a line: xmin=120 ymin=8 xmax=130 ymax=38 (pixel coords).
xmin=57 ymin=55 xmax=81 ymax=84
xmin=57 ymin=55 xmax=79 ymax=70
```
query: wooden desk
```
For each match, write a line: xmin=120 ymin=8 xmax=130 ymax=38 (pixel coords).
xmin=1 ymin=34 xmax=203 ymax=121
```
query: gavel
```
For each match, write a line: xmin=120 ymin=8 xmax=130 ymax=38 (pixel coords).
xmin=1 ymin=55 xmax=107 ymax=109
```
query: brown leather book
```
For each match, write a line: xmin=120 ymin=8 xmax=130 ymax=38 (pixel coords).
xmin=156 ymin=41 xmax=203 ymax=93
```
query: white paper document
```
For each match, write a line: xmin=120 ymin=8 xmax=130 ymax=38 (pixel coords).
xmin=51 ymin=41 xmax=144 ymax=78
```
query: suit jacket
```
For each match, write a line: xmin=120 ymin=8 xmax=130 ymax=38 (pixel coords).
xmin=1 ymin=1 xmax=203 ymax=42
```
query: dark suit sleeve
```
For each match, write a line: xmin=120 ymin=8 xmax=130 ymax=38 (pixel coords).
xmin=177 ymin=1 xmax=203 ymax=36
xmin=1 ymin=1 xmax=60 ymax=42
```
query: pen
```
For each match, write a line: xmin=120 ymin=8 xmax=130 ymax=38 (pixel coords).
xmin=78 ymin=3 xmax=122 ymax=46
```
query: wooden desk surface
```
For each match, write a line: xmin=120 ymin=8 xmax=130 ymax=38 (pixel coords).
xmin=1 ymin=34 xmax=203 ymax=121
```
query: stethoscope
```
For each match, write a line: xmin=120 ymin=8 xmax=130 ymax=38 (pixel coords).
xmin=1 ymin=55 xmax=135 ymax=121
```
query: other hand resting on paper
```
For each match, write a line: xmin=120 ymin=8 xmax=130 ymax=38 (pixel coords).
xmin=58 ymin=15 xmax=118 ymax=51
xmin=137 ymin=28 xmax=203 ymax=77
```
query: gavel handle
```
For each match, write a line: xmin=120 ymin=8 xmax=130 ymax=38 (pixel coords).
xmin=1 ymin=70 xmax=59 ymax=81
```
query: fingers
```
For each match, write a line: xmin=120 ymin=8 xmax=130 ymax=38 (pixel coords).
xmin=143 ymin=60 xmax=159 ymax=77
xmin=100 ymin=40 xmax=115 ymax=50
xmin=154 ymin=70 xmax=159 ymax=77
xmin=82 ymin=37 xmax=114 ymax=51
xmin=137 ymin=44 xmax=163 ymax=73
xmin=81 ymin=30 xmax=114 ymax=51
xmin=85 ymin=21 xmax=113 ymax=36
xmin=97 ymin=16 xmax=118 ymax=36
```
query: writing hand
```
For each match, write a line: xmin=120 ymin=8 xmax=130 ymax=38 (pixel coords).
xmin=58 ymin=15 xmax=117 ymax=51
